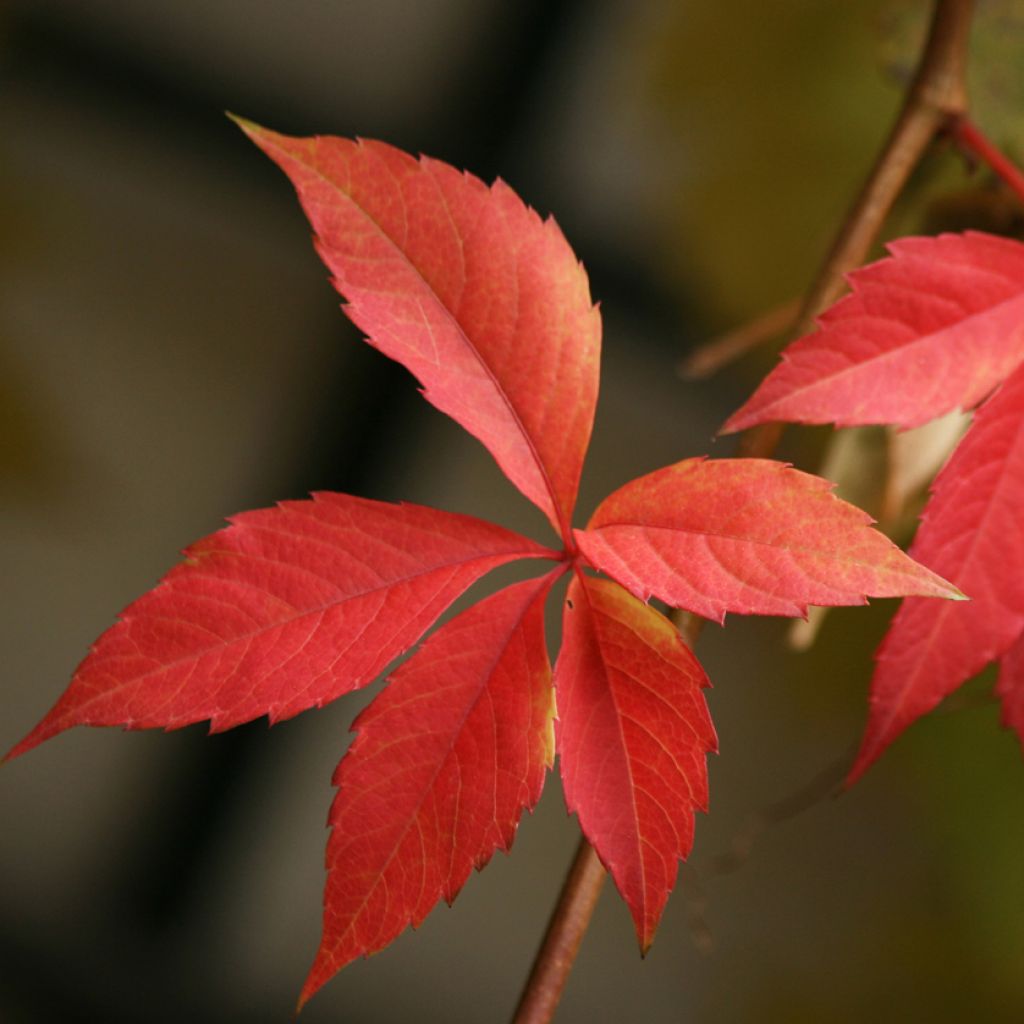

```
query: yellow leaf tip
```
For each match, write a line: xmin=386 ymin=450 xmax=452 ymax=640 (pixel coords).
xmin=226 ymin=111 xmax=261 ymax=135
xmin=922 ymin=571 xmax=968 ymax=602
xmin=915 ymin=568 xmax=967 ymax=602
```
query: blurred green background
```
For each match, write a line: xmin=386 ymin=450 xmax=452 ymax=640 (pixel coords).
xmin=2 ymin=2 xmax=1023 ymax=1021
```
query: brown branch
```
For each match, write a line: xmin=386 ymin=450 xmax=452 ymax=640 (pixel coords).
xmin=511 ymin=3 xmax=976 ymax=1022
xmin=679 ymin=297 xmax=800 ymax=380
xmin=792 ymin=0 xmax=972 ymax=333
xmin=686 ymin=0 xmax=974 ymax=414
xmin=511 ymin=839 xmax=606 ymax=1024
xmin=704 ymin=748 xmax=853 ymax=878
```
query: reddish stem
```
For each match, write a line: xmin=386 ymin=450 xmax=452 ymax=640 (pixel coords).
xmin=511 ymin=839 xmax=606 ymax=1024
xmin=950 ymin=115 xmax=1024 ymax=208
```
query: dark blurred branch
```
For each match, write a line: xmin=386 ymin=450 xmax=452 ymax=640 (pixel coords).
xmin=679 ymin=297 xmax=800 ymax=380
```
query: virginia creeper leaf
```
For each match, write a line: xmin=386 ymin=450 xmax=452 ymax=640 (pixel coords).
xmin=235 ymin=119 xmax=602 ymax=541
xmin=554 ymin=572 xmax=717 ymax=951
xmin=722 ymin=232 xmax=1024 ymax=433
xmin=300 ymin=572 xmax=558 ymax=1008
xmin=5 ymin=495 xmax=555 ymax=760
xmin=11 ymin=126 xmax=981 ymax=1009
xmin=575 ymin=458 xmax=961 ymax=623
xmin=848 ymin=362 xmax=1024 ymax=783
xmin=997 ymin=628 xmax=1024 ymax=752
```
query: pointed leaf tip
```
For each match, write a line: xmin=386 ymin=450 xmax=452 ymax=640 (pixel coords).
xmin=555 ymin=574 xmax=716 ymax=950
xmin=240 ymin=123 xmax=601 ymax=540
xmin=6 ymin=495 xmax=552 ymax=760
xmin=576 ymin=458 xmax=962 ymax=622
xmin=847 ymin=361 xmax=1024 ymax=783
xmin=300 ymin=573 xmax=557 ymax=1002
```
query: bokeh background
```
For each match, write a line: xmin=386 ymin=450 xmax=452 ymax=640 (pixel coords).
xmin=3 ymin=2 xmax=1024 ymax=1021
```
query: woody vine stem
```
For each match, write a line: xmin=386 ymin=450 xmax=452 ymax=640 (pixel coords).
xmin=511 ymin=1 xmax=979 ymax=1021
